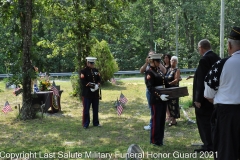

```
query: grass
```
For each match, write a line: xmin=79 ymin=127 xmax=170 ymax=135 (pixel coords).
xmin=0 ymin=77 xmax=214 ymax=160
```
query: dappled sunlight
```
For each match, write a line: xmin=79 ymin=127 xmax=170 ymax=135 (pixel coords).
xmin=98 ymin=137 xmax=112 ymax=144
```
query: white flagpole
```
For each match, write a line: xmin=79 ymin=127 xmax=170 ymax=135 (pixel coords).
xmin=220 ymin=0 xmax=225 ymax=58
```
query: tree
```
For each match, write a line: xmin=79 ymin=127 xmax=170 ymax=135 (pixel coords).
xmin=18 ymin=0 xmax=36 ymax=119
xmin=91 ymin=39 xmax=118 ymax=83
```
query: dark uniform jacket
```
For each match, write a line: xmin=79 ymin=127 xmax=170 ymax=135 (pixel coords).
xmin=145 ymin=66 xmax=167 ymax=105
xmin=80 ymin=66 xmax=101 ymax=98
xmin=193 ymin=51 xmax=220 ymax=114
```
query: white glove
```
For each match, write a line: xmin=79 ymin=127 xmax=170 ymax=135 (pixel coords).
xmin=94 ymin=84 xmax=99 ymax=90
xmin=160 ymin=94 xmax=169 ymax=101
xmin=90 ymin=84 xmax=99 ymax=92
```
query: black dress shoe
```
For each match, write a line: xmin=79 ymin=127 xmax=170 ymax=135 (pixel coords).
xmin=151 ymin=143 xmax=163 ymax=147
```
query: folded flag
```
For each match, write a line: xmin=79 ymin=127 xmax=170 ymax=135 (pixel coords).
xmin=13 ymin=87 xmax=23 ymax=96
xmin=2 ymin=101 xmax=13 ymax=114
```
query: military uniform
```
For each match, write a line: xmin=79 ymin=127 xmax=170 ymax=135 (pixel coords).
xmin=145 ymin=65 xmax=167 ymax=146
xmin=80 ymin=57 xmax=101 ymax=128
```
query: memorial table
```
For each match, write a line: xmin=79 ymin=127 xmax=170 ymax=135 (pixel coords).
xmin=32 ymin=90 xmax=63 ymax=113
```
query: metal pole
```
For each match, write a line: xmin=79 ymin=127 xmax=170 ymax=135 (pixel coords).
xmin=220 ymin=0 xmax=225 ymax=58
xmin=154 ymin=42 xmax=157 ymax=53
xmin=175 ymin=9 xmax=179 ymax=57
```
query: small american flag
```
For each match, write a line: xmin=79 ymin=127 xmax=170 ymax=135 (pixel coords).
xmin=111 ymin=78 xmax=116 ymax=84
xmin=117 ymin=100 xmax=123 ymax=116
xmin=51 ymin=85 xmax=59 ymax=97
xmin=120 ymin=93 xmax=128 ymax=104
xmin=13 ymin=87 xmax=22 ymax=96
xmin=2 ymin=101 xmax=13 ymax=114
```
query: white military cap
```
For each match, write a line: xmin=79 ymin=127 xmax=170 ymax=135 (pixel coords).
xmin=148 ymin=54 xmax=161 ymax=59
xmin=86 ymin=57 xmax=97 ymax=62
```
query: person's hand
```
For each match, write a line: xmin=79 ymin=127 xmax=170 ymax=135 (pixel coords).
xmin=194 ymin=102 xmax=201 ymax=108
xmin=87 ymin=82 xmax=95 ymax=88
xmin=94 ymin=84 xmax=99 ymax=90
xmin=186 ymin=75 xmax=193 ymax=80
xmin=90 ymin=84 xmax=99 ymax=92
xmin=145 ymin=57 xmax=149 ymax=63
xmin=160 ymin=94 xmax=169 ymax=101
xmin=34 ymin=66 xmax=38 ymax=72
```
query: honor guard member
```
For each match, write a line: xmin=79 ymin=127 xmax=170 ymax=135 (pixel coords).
xmin=80 ymin=57 xmax=101 ymax=129
xmin=204 ymin=27 xmax=240 ymax=160
xmin=140 ymin=51 xmax=166 ymax=131
xmin=145 ymin=54 xmax=169 ymax=146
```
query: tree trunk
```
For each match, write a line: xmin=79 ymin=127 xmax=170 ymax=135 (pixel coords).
xmin=183 ymin=10 xmax=193 ymax=68
xmin=19 ymin=0 xmax=35 ymax=119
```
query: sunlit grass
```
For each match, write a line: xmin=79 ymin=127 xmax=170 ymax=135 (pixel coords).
xmin=0 ymin=77 xmax=214 ymax=160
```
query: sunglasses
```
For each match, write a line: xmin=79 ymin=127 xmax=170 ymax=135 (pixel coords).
xmin=88 ymin=62 xmax=95 ymax=64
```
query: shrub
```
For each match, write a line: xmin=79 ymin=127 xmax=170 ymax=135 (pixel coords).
xmin=71 ymin=39 xmax=118 ymax=97
xmin=90 ymin=39 xmax=118 ymax=83
xmin=70 ymin=74 xmax=81 ymax=98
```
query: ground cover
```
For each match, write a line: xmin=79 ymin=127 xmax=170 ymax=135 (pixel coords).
xmin=0 ymin=77 xmax=214 ymax=160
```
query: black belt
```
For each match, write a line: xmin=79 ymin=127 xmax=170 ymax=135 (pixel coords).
xmin=215 ymin=103 xmax=240 ymax=107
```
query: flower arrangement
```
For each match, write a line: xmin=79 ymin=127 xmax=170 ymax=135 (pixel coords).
xmin=38 ymin=73 xmax=51 ymax=91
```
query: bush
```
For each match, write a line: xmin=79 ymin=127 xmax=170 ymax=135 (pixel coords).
xmin=71 ymin=39 xmax=118 ymax=97
xmin=70 ymin=74 xmax=81 ymax=98
xmin=90 ymin=39 xmax=118 ymax=83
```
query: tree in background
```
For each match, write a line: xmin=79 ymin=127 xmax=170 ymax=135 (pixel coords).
xmin=70 ymin=39 xmax=118 ymax=98
xmin=90 ymin=39 xmax=118 ymax=83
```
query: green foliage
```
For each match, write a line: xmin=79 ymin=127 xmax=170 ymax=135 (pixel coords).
xmin=1 ymin=0 xmax=240 ymax=74
xmin=90 ymin=39 xmax=119 ymax=83
xmin=70 ymin=39 xmax=119 ymax=97
xmin=70 ymin=74 xmax=80 ymax=98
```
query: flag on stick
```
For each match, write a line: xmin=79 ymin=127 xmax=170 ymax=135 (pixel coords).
xmin=111 ymin=78 xmax=116 ymax=84
xmin=13 ymin=87 xmax=23 ymax=96
xmin=52 ymin=81 xmax=56 ymax=86
xmin=117 ymin=99 xmax=123 ymax=116
xmin=51 ymin=81 xmax=59 ymax=96
xmin=2 ymin=101 xmax=13 ymax=114
xmin=120 ymin=93 xmax=128 ymax=104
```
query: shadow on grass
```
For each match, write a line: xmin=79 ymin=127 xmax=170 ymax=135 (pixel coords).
xmin=0 ymin=79 xmax=207 ymax=160
xmin=0 ymin=99 xmax=147 ymax=153
xmin=101 ymin=82 xmax=127 ymax=91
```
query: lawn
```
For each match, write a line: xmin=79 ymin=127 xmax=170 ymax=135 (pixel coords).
xmin=0 ymin=77 xmax=214 ymax=160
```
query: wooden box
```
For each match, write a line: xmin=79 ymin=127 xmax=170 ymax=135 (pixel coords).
xmin=157 ymin=86 xmax=189 ymax=99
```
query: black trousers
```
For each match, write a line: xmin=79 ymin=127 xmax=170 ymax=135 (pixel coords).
xmin=213 ymin=104 xmax=240 ymax=160
xmin=195 ymin=104 xmax=214 ymax=150
xmin=150 ymin=102 xmax=167 ymax=145
xmin=82 ymin=97 xmax=99 ymax=127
